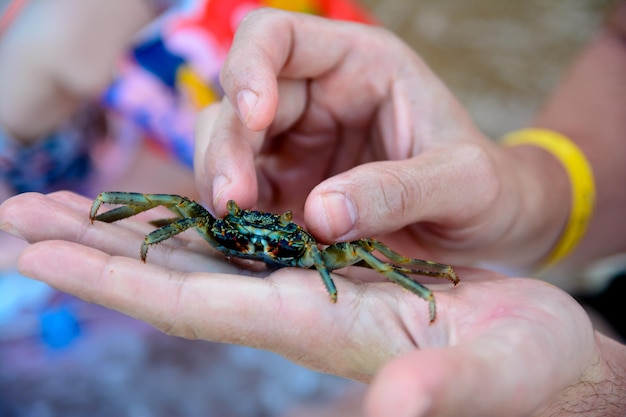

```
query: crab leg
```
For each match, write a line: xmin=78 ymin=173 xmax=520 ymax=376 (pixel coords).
xmin=90 ymin=192 xmax=214 ymax=223
xmin=90 ymin=192 xmax=177 ymax=222
xmin=353 ymin=245 xmax=437 ymax=323
xmin=140 ymin=217 xmax=211 ymax=261
xmin=322 ymin=240 xmax=457 ymax=284
xmin=360 ymin=239 xmax=459 ymax=285
xmin=305 ymin=245 xmax=338 ymax=303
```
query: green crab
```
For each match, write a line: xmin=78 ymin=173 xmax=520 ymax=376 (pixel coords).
xmin=89 ymin=192 xmax=459 ymax=323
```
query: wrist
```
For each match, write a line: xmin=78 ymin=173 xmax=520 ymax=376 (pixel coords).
xmin=499 ymin=128 xmax=595 ymax=271
xmin=536 ymin=332 xmax=626 ymax=417
xmin=497 ymin=141 xmax=571 ymax=269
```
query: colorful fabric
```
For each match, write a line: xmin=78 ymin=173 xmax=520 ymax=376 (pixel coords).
xmin=0 ymin=105 xmax=106 ymax=195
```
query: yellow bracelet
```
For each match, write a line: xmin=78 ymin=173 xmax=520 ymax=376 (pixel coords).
xmin=501 ymin=128 xmax=596 ymax=270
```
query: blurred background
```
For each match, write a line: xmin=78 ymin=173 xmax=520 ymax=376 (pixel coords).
xmin=0 ymin=0 xmax=615 ymax=416
xmin=363 ymin=0 xmax=610 ymax=138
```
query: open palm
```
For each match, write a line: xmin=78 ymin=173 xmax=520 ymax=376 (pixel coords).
xmin=0 ymin=191 xmax=603 ymax=416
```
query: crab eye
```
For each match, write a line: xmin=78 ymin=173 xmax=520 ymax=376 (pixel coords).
xmin=279 ymin=211 xmax=292 ymax=226
xmin=226 ymin=200 xmax=240 ymax=216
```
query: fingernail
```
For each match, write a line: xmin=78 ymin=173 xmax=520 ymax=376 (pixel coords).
xmin=321 ymin=192 xmax=356 ymax=239
xmin=236 ymin=89 xmax=258 ymax=125
xmin=212 ymin=174 xmax=230 ymax=210
xmin=0 ymin=221 xmax=24 ymax=240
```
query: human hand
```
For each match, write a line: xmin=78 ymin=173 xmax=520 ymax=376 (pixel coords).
xmin=0 ymin=191 xmax=613 ymax=416
xmin=195 ymin=9 xmax=563 ymax=269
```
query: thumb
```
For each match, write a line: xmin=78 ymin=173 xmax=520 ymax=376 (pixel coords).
xmin=364 ymin=342 xmax=552 ymax=417
xmin=304 ymin=143 xmax=499 ymax=244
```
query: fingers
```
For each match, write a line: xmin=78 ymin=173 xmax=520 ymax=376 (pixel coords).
xmin=16 ymin=239 xmax=394 ymax=381
xmin=0 ymin=192 xmax=95 ymax=243
xmin=16 ymin=240 xmax=280 ymax=340
xmin=365 ymin=334 xmax=560 ymax=417
xmin=0 ymin=191 xmax=142 ymax=251
xmin=196 ymin=9 xmax=399 ymax=213
xmin=201 ymin=9 xmax=351 ymax=212
xmin=195 ymin=77 xmax=309 ymax=214
xmin=305 ymin=143 xmax=501 ymax=244
xmin=220 ymin=8 xmax=364 ymax=131
xmin=194 ymin=102 xmax=261 ymax=213
xmin=365 ymin=345 xmax=518 ymax=417
xmin=0 ymin=191 xmax=237 ymax=272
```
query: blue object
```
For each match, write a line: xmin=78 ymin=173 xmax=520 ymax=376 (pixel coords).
xmin=132 ymin=36 xmax=185 ymax=89
xmin=39 ymin=306 xmax=81 ymax=349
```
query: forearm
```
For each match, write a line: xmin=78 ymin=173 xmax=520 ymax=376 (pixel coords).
xmin=519 ymin=18 xmax=626 ymax=266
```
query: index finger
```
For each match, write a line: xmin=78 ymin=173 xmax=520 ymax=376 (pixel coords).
xmin=221 ymin=8 xmax=376 ymax=131
xmin=196 ymin=9 xmax=389 ymax=213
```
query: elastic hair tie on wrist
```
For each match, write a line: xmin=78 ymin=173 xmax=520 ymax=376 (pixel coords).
xmin=501 ymin=128 xmax=596 ymax=270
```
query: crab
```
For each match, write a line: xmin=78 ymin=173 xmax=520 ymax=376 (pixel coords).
xmin=89 ymin=192 xmax=459 ymax=323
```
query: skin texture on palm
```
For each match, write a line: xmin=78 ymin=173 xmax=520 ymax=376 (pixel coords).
xmin=0 ymin=191 xmax=614 ymax=416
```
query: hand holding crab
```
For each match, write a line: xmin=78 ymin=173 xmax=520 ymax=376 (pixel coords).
xmin=0 ymin=191 xmax=610 ymax=417
xmin=196 ymin=9 xmax=561 ymax=271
